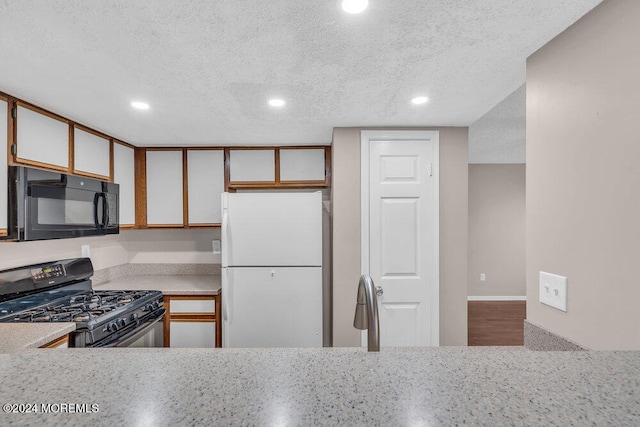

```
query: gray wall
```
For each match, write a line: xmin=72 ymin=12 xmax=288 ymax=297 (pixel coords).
xmin=468 ymin=164 xmax=525 ymax=297
xmin=526 ymin=0 xmax=640 ymax=349
xmin=332 ymin=127 xmax=469 ymax=347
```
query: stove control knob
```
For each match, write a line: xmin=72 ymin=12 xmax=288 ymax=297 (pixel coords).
xmin=152 ymin=301 xmax=159 ymax=309
xmin=117 ymin=318 xmax=126 ymax=328
xmin=130 ymin=313 xmax=138 ymax=322
xmin=109 ymin=322 xmax=119 ymax=332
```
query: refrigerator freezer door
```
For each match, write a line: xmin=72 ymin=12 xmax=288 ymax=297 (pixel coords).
xmin=222 ymin=266 xmax=322 ymax=348
xmin=222 ymin=192 xmax=322 ymax=267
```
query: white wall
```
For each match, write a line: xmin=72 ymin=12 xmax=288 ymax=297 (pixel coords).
xmin=468 ymin=164 xmax=526 ymax=297
xmin=526 ymin=0 xmax=640 ymax=350
xmin=0 ymin=229 xmax=220 ymax=271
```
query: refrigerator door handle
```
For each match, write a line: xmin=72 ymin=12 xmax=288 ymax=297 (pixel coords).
xmin=221 ymin=195 xmax=230 ymax=267
xmin=223 ymin=268 xmax=231 ymax=322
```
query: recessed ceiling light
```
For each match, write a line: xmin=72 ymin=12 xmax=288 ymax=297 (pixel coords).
xmin=411 ymin=96 xmax=429 ymax=105
xmin=131 ymin=101 xmax=150 ymax=110
xmin=341 ymin=0 xmax=368 ymax=14
xmin=268 ymin=99 xmax=286 ymax=107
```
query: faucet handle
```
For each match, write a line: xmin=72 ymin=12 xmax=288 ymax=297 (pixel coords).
xmin=376 ymin=286 xmax=383 ymax=297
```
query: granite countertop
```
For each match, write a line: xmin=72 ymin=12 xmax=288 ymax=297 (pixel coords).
xmin=0 ymin=323 xmax=75 ymax=353
xmin=0 ymin=347 xmax=638 ymax=426
xmin=93 ymin=274 xmax=221 ymax=295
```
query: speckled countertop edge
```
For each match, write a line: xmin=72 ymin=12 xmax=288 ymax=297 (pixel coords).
xmin=93 ymin=274 xmax=220 ymax=295
xmin=1 ymin=347 xmax=638 ymax=426
xmin=0 ymin=323 xmax=76 ymax=353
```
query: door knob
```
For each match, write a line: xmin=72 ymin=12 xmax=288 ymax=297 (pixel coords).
xmin=376 ymin=286 xmax=383 ymax=297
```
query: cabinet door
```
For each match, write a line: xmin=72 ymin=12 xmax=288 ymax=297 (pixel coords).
xmin=169 ymin=321 xmax=216 ymax=348
xmin=0 ymin=98 xmax=7 ymax=233
xmin=187 ymin=149 xmax=224 ymax=225
xmin=113 ymin=143 xmax=136 ymax=226
xmin=229 ymin=149 xmax=275 ymax=182
xmin=73 ymin=127 xmax=110 ymax=178
xmin=146 ymin=150 xmax=183 ymax=225
xmin=16 ymin=104 xmax=69 ymax=169
xmin=280 ymin=148 xmax=326 ymax=182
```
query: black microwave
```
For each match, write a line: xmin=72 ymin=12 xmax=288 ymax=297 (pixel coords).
xmin=4 ymin=166 xmax=119 ymax=241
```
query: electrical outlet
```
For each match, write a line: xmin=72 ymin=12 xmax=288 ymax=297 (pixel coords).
xmin=539 ymin=271 xmax=567 ymax=311
xmin=81 ymin=244 xmax=90 ymax=258
xmin=480 ymin=273 xmax=486 ymax=281
xmin=212 ymin=240 xmax=221 ymax=254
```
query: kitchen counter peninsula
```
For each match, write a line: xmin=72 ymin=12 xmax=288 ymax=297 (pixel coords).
xmin=0 ymin=347 xmax=638 ymax=426
xmin=0 ymin=323 xmax=75 ymax=353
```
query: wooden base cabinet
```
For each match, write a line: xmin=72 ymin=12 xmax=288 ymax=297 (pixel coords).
xmin=163 ymin=295 xmax=221 ymax=348
xmin=40 ymin=334 xmax=69 ymax=348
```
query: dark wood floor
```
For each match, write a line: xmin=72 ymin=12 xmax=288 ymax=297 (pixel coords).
xmin=468 ymin=300 xmax=526 ymax=346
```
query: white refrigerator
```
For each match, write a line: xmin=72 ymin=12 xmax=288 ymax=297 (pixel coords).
xmin=221 ymin=191 xmax=323 ymax=348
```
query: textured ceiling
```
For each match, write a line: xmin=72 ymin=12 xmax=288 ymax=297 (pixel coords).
xmin=0 ymin=0 xmax=602 ymax=147
xmin=469 ymin=84 xmax=526 ymax=164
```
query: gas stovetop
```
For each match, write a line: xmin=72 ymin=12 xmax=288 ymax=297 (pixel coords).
xmin=0 ymin=258 xmax=165 ymax=347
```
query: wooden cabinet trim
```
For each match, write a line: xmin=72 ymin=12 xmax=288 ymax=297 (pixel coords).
xmin=40 ymin=334 xmax=69 ymax=348
xmin=164 ymin=294 xmax=221 ymax=348
xmin=170 ymin=313 xmax=217 ymax=322
xmin=134 ymin=148 xmax=147 ymax=228
xmin=182 ymin=149 xmax=188 ymax=227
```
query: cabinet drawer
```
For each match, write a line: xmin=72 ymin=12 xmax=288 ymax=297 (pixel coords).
xmin=170 ymin=299 xmax=216 ymax=313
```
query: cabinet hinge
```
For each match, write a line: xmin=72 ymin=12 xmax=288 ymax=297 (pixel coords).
xmin=11 ymin=143 xmax=17 ymax=156
xmin=429 ymin=163 xmax=433 ymax=177
xmin=11 ymin=107 xmax=16 ymax=119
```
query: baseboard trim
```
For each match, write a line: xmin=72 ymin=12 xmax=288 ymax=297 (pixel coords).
xmin=467 ymin=296 xmax=526 ymax=301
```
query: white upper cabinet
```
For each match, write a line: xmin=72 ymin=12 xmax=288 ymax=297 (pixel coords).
xmin=0 ymin=98 xmax=7 ymax=231
xmin=113 ymin=143 xmax=136 ymax=226
xmin=229 ymin=149 xmax=275 ymax=182
xmin=146 ymin=150 xmax=183 ymax=225
xmin=280 ymin=148 xmax=326 ymax=182
xmin=187 ymin=149 xmax=224 ymax=224
xmin=73 ymin=127 xmax=110 ymax=178
xmin=16 ymin=105 xmax=69 ymax=168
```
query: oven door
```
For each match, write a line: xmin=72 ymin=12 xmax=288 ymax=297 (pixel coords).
xmin=93 ymin=311 xmax=165 ymax=348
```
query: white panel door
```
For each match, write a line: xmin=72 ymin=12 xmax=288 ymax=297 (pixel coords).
xmin=73 ymin=127 xmax=110 ymax=177
xmin=16 ymin=105 xmax=69 ymax=168
xmin=222 ymin=267 xmax=322 ymax=348
xmin=222 ymin=192 xmax=322 ymax=267
xmin=363 ymin=131 xmax=439 ymax=347
xmin=113 ymin=143 xmax=136 ymax=226
xmin=0 ymin=98 xmax=7 ymax=231
xmin=187 ymin=149 xmax=224 ymax=224
xmin=146 ymin=150 xmax=183 ymax=225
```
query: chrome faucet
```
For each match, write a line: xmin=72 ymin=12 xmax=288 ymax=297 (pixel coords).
xmin=353 ymin=274 xmax=380 ymax=352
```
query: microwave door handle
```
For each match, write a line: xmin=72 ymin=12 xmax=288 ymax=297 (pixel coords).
xmin=93 ymin=193 xmax=101 ymax=227
xmin=93 ymin=193 xmax=107 ymax=228
xmin=102 ymin=193 xmax=109 ymax=228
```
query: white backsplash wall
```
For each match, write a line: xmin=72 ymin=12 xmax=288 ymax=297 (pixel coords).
xmin=0 ymin=233 xmax=129 ymax=270
xmin=0 ymin=229 xmax=221 ymax=270
xmin=125 ymin=229 xmax=220 ymax=264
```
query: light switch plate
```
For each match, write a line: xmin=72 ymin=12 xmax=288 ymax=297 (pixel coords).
xmin=212 ymin=240 xmax=221 ymax=254
xmin=81 ymin=244 xmax=90 ymax=258
xmin=539 ymin=271 xmax=567 ymax=312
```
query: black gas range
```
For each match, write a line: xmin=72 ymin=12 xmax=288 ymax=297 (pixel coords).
xmin=0 ymin=258 xmax=165 ymax=347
